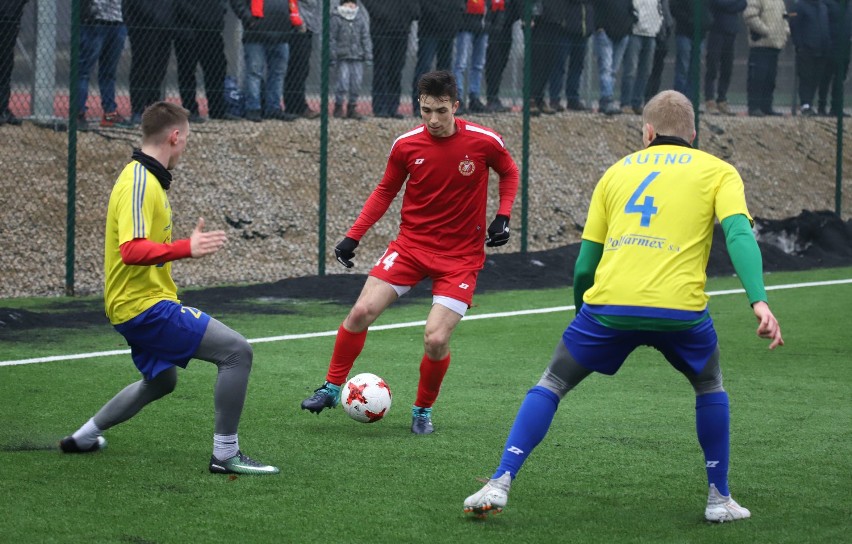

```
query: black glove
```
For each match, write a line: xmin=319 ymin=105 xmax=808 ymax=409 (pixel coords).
xmin=485 ymin=215 xmax=510 ymax=247
xmin=334 ymin=237 xmax=359 ymax=268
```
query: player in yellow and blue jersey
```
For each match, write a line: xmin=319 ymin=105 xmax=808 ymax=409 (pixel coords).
xmin=464 ymin=90 xmax=783 ymax=522
xmin=60 ymin=101 xmax=278 ymax=475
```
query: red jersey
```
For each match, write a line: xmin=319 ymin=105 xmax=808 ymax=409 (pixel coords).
xmin=346 ymin=118 xmax=519 ymax=257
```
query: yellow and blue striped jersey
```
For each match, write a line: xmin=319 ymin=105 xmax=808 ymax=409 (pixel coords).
xmin=104 ymin=161 xmax=178 ymax=325
xmin=581 ymin=143 xmax=752 ymax=316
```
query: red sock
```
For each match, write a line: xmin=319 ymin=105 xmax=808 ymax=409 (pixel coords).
xmin=325 ymin=324 xmax=367 ymax=385
xmin=415 ymin=353 xmax=451 ymax=408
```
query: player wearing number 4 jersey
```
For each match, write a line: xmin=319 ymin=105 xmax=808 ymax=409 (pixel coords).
xmin=301 ymin=70 xmax=519 ymax=434
xmin=60 ymin=102 xmax=278 ymax=475
xmin=464 ymin=90 xmax=783 ymax=521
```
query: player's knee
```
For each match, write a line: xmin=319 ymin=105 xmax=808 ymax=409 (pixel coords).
xmin=423 ymin=329 xmax=450 ymax=358
xmin=347 ymin=302 xmax=378 ymax=331
xmin=232 ymin=338 xmax=253 ymax=371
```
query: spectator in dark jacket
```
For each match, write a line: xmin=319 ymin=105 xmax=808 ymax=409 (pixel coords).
xmin=593 ymin=0 xmax=635 ymax=114
xmin=670 ymin=0 xmax=711 ymax=101
xmin=548 ymin=0 xmax=594 ymax=111
xmin=361 ymin=0 xmax=419 ymax=118
xmin=704 ymin=0 xmax=747 ymax=115
xmin=0 ymin=0 xmax=28 ymax=126
xmin=123 ymin=0 xmax=174 ymax=123
xmin=174 ymin=0 xmax=230 ymax=122
xmin=412 ymin=0 xmax=463 ymax=117
xmin=530 ymin=0 xmax=576 ymax=115
xmin=284 ymin=0 xmax=322 ymax=118
xmin=816 ymin=0 xmax=851 ymax=116
xmin=230 ymin=0 xmax=296 ymax=122
xmin=788 ymin=0 xmax=831 ymax=115
xmin=485 ymin=0 xmax=522 ymax=112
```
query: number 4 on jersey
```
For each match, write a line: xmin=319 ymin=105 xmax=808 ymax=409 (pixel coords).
xmin=625 ymin=171 xmax=660 ymax=227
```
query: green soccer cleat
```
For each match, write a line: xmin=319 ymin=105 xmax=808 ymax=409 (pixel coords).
xmin=209 ymin=451 xmax=279 ymax=475
xmin=300 ymin=383 xmax=340 ymax=414
xmin=411 ymin=406 xmax=434 ymax=435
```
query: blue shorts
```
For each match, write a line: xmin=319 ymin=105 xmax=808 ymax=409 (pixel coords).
xmin=562 ymin=307 xmax=718 ymax=376
xmin=114 ymin=300 xmax=211 ymax=381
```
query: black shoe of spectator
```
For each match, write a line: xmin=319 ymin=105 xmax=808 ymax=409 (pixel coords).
xmin=300 ymin=108 xmax=321 ymax=119
xmin=333 ymin=104 xmax=345 ymax=118
xmin=189 ymin=112 xmax=207 ymax=123
xmin=528 ymin=99 xmax=541 ymax=117
xmin=828 ymin=109 xmax=851 ymax=118
xmin=455 ymin=103 xmax=467 ymax=116
xmin=212 ymin=112 xmax=244 ymax=121
xmin=551 ymin=100 xmax=565 ymax=113
xmin=748 ymin=109 xmax=765 ymax=117
xmin=264 ymin=109 xmax=297 ymax=121
xmin=468 ymin=96 xmax=487 ymax=113
xmin=245 ymin=109 xmax=262 ymax=122
xmin=76 ymin=113 xmax=89 ymax=131
xmin=800 ymin=105 xmax=816 ymax=117
xmin=486 ymin=99 xmax=510 ymax=113
xmin=537 ymin=101 xmax=556 ymax=115
xmin=565 ymin=99 xmax=587 ymax=111
xmin=762 ymin=109 xmax=782 ymax=116
xmin=1 ymin=109 xmax=22 ymax=126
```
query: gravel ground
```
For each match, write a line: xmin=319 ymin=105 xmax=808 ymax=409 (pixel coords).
xmin=0 ymin=111 xmax=849 ymax=299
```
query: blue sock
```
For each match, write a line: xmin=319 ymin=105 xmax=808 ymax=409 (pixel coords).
xmin=492 ymin=386 xmax=560 ymax=480
xmin=695 ymin=391 xmax=730 ymax=496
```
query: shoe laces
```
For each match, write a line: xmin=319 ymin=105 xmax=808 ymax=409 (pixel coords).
xmin=234 ymin=451 xmax=266 ymax=467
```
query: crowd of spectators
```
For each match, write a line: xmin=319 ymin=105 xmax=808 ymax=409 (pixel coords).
xmin=0 ymin=0 xmax=850 ymax=128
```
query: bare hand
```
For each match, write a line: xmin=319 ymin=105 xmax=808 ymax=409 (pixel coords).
xmin=752 ymin=301 xmax=784 ymax=350
xmin=190 ymin=217 xmax=227 ymax=258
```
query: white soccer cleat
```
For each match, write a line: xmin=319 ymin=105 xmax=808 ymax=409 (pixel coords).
xmin=705 ymin=484 xmax=751 ymax=522
xmin=463 ymin=471 xmax=512 ymax=517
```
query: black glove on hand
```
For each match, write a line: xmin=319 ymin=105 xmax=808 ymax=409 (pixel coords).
xmin=334 ymin=237 xmax=359 ymax=268
xmin=485 ymin=215 xmax=510 ymax=247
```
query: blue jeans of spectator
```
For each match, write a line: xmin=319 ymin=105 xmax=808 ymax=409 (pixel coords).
xmin=621 ymin=35 xmax=656 ymax=109
xmin=78 ymin=23 xmax=127 ymax=114
xmin=412 ymin=34 xmax=453 ymax=111
xmin=673 ymin=34 xmax=703 ymax=101
xmin=243 ymin=42 xmax=289 ymax=114
xmin=549 ymin=34 xmax=588 ymax=103
xmin=335 ymin=60 xmax=365 ymax=105
xmin=454 ymin=30 xmax=489 ymax=100
xmin=704 ymin=31 xmax=736 ymax=102
xmin=747 ymin=47 xmax=780 ymax=113
xmin=594 ymin=30 xmax=628 ymax=102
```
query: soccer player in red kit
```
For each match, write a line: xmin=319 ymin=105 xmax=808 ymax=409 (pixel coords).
xmin=301 ymin=70 xmax=519 ymax=434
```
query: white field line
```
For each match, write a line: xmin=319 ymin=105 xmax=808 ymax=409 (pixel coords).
xmin=1 ymin=278 xmax=850 ymax=368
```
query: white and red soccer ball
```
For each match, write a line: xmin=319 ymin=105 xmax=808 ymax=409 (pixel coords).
xmin=341 ymin=373 xmax=392 ymax=423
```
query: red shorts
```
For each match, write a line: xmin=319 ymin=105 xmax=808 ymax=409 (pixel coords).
xmin=368 ymin=240 xmax=485 ymax=307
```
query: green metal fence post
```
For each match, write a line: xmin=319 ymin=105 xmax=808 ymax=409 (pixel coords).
xmin=66 ymin=0 xmax=81 ymax=296
xmin=521 ymin=0 xmax=532 ymax=254
xmin=835 ymin=0 xmax=848 ymax=216
xmin=318 ymin=0 xmax=330 ymax=275
xmin=691 ymin=0 xmax=703 ymax=148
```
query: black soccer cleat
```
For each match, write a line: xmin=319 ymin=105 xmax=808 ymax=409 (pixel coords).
xmin=300 ymin=385 xmax=339 ymax=414
xmin=411 ymin=407 xmax=434 ymax=435
xmin=59 ymin=435 xmax=107 ymax=453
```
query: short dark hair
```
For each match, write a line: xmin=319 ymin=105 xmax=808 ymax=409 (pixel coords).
xmin=417 ymin=70 xmax=458 ymax=104
xmin=141 ymin=101 xmax=189 ymax=143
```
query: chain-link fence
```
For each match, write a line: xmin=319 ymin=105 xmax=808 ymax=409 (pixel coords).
xmin=1 ymin=0 xmax=849 ymax=298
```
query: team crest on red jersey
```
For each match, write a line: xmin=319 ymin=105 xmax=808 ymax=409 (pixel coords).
xmin=458 ymin=155 xmax=475 ymax=176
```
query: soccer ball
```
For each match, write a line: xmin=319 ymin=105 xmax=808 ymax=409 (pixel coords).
xmin=340 ymin=373 xmax=392 ymax=423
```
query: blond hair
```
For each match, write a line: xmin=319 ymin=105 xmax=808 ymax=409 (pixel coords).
xmin=141 ymin=101 xmax=189 ymax=144
xmin=642 ymin=91 xmax=695 ymax=141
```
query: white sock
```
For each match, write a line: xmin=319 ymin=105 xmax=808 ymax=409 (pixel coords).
xmin=213 ymin=433 xmax=239 ymax=461
xmin=71 ymin=418 xmax=101 ymax=448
